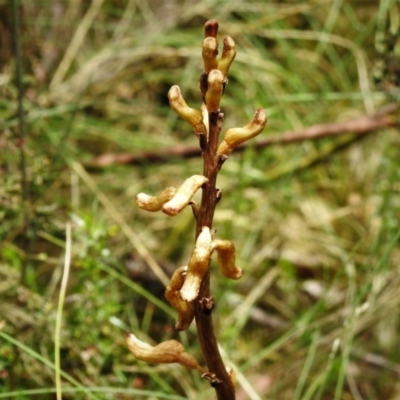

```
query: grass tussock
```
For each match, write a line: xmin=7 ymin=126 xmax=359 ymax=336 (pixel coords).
xmin=1 ymin=0 xmax=400 ymax=399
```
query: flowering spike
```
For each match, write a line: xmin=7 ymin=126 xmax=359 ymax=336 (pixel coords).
xmin=162 ymin=175 xmax=208 ymax=216
xmin=180 ymin=226 xmax=213 ymax=302
xmin=212 ymin=239 xmax=243 ymax=280
xmin=218 ymin=36 xmax=236 ymax=77
xmin=168 ymin=85 xmax=207 ymax=136
xmin=217 ymin=109 xmax=268 ymax=155
xmin=126 ymin=334 xmax=204 ymax=371
xmin=165 ymin=266 xmax=195 ymax=331
xmin=205 ymin=69 xmax=225 ymax=113
xmin=136 ymin=187 xmax=177 ymax=212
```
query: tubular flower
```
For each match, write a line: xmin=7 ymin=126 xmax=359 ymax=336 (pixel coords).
xmin=127 ymin=334 xmax=204 ymax=371
xmin=165 ymin=266 xmax=194 ymax=331
xmin=205 ymin=69 xmax=225 ymax=113
xmin=202 ymin=37 xmax=219 ymax=72
xmin=180 ymin=226 xmax=213 ymax=302
xmin=162 ymin=175 xmax=208 ymax=216
xmin=212 ymin=239 xmax=243 ymax=280
xmin=136 ymin=187 xmax=177 ymax=212
xmin=218 ymin=36 xmax=236 ymax=78
xmin=168 ymin=85 xmax=207 ymax=136
xmin=217 ymin=109 xmax=268 ymax=155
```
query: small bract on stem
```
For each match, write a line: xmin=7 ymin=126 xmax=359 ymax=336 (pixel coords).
xmin=128 ymin=19 xmax=267 ymax=400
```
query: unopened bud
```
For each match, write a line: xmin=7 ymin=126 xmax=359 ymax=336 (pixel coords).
xmin=204 ymin=19 xmax=219 ymax=39
xmin=165 ymin=266 xmax=194 ymax=331
xmin=127 ymin=334 xmax=204 ymax=371
xmin=180 ymin=227 xmax=213 ymax=302
xmin=202 ymin=37 xmax=218 ymax=72
xmin=218 ymin=36 xmax=236 ymax=77
xmin=205 ymin=69 xmax=224 ymax=113
xmin=168 ymin=85 xmax=207 ymax=136
xmin=217 ymin=109 xmax=268 ymax=155
xmin=136 ymin=187 xmax=177 ymax=212
xmin=212 ymin=239 xmax=243 ymax=280
xmin=162 ymin=175 xmax=208 ymax=216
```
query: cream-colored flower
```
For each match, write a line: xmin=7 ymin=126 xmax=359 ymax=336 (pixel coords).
xmin=136 ymin=187 xmax=177 ymax=212
xmin=165 ymin=266 xmax=194 ymax=331
xmin=162 ymin=175 xmax=208 ymax=216
xmin=205 ymin=69 xmax=225 ymax=113
xmin=212 ymin=239 xmax=243 ymax=280
xmin=168 ymin=85 xmax=207 ymax=136
xmin=217 ymin=109 xmax=268 ymax=155
xmin=127 ymin=334 xmax=204 ymax=371
xmin=202 ymin=37 xmax=218 ymax=72
xmin=180 ymin=226 xmax=213 ymax=302
xmin=218 ymin=36 xmax=236 ymax=78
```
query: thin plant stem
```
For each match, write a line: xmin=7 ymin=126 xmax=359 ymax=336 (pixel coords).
xmin=55 ymin=222 xmax=72 ymax=400
xmin=194 ymin=111 xmax=236 ymax=399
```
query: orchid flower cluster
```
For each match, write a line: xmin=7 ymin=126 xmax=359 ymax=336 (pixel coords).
xmin=127 ymin=20 xmax=267 ymax=396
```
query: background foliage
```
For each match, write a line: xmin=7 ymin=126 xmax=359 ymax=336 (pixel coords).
xmin=1 ymin=0 xmax=400 ymax=399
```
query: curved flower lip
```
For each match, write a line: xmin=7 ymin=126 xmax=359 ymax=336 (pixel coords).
xmin=126 ymin=334 xmax=204 ymax=371
xmin=162 ymin=175 xmax=208 ymax=216
xmin=212 ymin=239 xmax=243 ymax=280
xmin=217 ymin=108 xmax=268 ymax=155
xmin=165 ymin=266 xmax=194 ymax=331
xmin=136 ymin=187 xmax=177 ymax=212
xmin=180 ymin=226 xmax=213 ymax=302
xmin=168 ymin=85 xmax=207 ymax=136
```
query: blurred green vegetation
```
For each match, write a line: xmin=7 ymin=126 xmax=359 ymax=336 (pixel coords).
xmin=1 ymin=0 xmax=400 ymax=399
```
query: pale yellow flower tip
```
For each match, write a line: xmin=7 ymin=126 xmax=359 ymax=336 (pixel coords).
xmin=180 ymin=226 xmax=213 ymax=302
xmin=126 ymin=334 xmax=204 ymax=371
xmin=168 ymin=85 xmax=207 ymax=136
xmin=205 ymin=69 xmax=225 ymax=113
xmin=165 ymin=266 xmax=194 ymax=331
xmin=217 ymin=108 xmax=268 ymax=155
xmin=136 ymin=187 xmax=177 ymax=212
xmin=162 ymin=175 xmax=208 ymax=216
xmin=218 ymin=36 xmax=236 ymax=77
xmin=202 ymin=37 xmax=219 ymax=72
xmin=212 ymin=239 xmax=243 ymax=280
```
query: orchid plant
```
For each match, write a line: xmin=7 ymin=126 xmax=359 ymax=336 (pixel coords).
xmin=128 ymin=20 xmax=267 ymax=400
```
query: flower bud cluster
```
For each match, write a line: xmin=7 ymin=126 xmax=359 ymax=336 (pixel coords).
xmin=171 ymin=227 xmax=243 ymax=326
xmin=201 ymin=20 xmax=236 ymax=114
xmin=202 ymin=20 xmax=236 ymax=78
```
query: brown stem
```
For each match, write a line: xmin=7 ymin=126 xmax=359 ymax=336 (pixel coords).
xmin=194 ymin=111 xmax=236 ymax=399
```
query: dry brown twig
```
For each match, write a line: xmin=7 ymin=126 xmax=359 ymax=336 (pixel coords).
xmin=91 ymin=104 xmax=398 ymax=168
xmin=126 ymin=20 xmax=268 ymax=399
